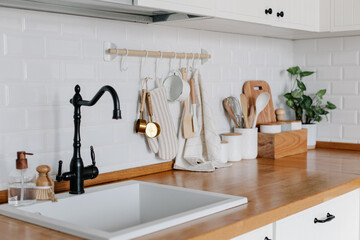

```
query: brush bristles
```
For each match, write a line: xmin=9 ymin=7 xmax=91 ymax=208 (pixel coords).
xmin=36 ymin=188 xmax=52 ymax=200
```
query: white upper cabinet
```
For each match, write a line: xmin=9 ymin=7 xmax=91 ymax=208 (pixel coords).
xmin=331 ymin=0 xmax=360 ymax=31
xmin=216 ymin=0 xmax=319 ymax=31
xmin=135 ymin=0 xmax=216 ymax=16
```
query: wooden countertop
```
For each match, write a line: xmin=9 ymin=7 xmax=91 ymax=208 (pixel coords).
xmin=1 ymin=148 xmax=360 ymax=240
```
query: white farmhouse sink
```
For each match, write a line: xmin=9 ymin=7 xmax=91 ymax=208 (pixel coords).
xmin=0 ymin=180 xmax=247 ymax=240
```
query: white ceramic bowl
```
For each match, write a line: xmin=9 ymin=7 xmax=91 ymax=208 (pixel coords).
xmin=260 ymin=124 xmax=282 ymax=134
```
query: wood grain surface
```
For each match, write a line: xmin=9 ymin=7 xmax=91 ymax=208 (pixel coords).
xmin=243 ymin=80 xmax=276 ymax=125
xmin=1 ymin=149 xmax=360 ymax=240
xmin=258 ymin=129 xmax=307 ymax=159
xmin=317 ymin=141 xmax=360 ymax=151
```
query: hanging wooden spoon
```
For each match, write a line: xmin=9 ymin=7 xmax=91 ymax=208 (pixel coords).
xmin=240 ymin=94 xmax=250 ymax=128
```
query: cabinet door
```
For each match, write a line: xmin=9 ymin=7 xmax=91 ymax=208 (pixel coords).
xmin=276 ymin=189 xmax=360 ymax=240
xmin=332 ymin=0 xmax=360 ymax=31
xmin=216 ymin=0 xmax=268 ymax=25
xmin=135 ymin=0 xmax=216 ymax=16
xmin=231 ymin=224 xmax=273 ymax=240
xmin=272 ymin=0 xmax=318 ymax=31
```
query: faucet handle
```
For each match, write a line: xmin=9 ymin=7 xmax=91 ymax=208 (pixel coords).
xmin=90 ymin=146 xmax=96 ymax=166
xmin=56 ymin=160 xmax=63 ymax=182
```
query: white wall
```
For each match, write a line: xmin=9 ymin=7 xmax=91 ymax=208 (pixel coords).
xmin=0 ymin=7 xmax=293 ymax=190
xmin=294 ymin=37 xmax=360 ymax=143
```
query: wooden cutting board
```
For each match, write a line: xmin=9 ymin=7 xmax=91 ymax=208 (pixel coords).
xmin=243 ymin=80 xmax=276 ymax=126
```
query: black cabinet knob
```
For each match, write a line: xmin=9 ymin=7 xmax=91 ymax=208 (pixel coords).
xmin=277 ymin=11 xmax=284 ymax=17
xmin=264 ymin=237 xmax=271 ymax=240
xmin=265 ymin=8 xmax=272 ymax=15
xmin=314 ymin=213 xmax=335 ymax=224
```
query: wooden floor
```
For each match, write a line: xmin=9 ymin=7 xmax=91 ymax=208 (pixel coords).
xmin=1 ymin=149 xmax=360 ymax=240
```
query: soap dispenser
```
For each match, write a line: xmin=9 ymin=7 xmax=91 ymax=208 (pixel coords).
xmin=8 ymin=152 xmax=37 ymax=206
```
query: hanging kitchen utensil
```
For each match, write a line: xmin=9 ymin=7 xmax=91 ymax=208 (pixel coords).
xmin=243 ymin=80 xmax=276 ymax=126
xmin=252 ymin=92 xmax=270 ymax=128
xmin=190 ymin=73 xmax=199 ymax=134
xmin=248 ymin=104 xmax=255 ymax=129
xmin=240 ymin=94 xmax=250 ymax=128
xmin=135 ymin=89 xmax=147 ymax=134
xmin=223 ymin=98 xmax=239 ymax=128
xmin=145 ymin=92 xmax=161 ymax=138
xmin=181 ymin=67 xmax=195 ymax=139
xmin=227 ymin=96 xmax=242 ymax=128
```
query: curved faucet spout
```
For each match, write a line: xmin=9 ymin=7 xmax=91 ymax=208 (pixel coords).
xmin=72 ymin=85 xmax=122 ymax=119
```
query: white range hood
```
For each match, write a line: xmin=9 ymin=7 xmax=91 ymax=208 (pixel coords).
xmin=0 ymin=0 xmax=207 ymax=23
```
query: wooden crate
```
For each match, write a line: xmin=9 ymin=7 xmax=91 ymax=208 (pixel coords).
xmin=258 ymin=129 xmax=307 ymax=159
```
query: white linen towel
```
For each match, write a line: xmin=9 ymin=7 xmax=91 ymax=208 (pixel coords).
xmin=174 ymin=70 xmax=230 ymax=171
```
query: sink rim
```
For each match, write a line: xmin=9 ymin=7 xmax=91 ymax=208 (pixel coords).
xmin=0 ymin=180 xmax=248 ymax=240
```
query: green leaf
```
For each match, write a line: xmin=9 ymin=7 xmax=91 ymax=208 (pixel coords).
xmin=302 ymin=95 xmax=313 ymax=109
xmin=291 ymin=89 xmax=303 ymax=99
xmin=284 ymin=93 xmax=292 ymax=99
xmin=316 ymin=89 xmax=326 ymax=98
xmin=326 ymin=101 xmax=336 ymax=110
xmin=314 ymin=115 xmax=322 ymax=122
xmin=286 ymin=99 xmax=295 ymax=108
xmin=306 ymin=109 xmax=314 ymax=118
xmin=287 ymin=66 xmax=301 ymax=75
xmin=299 ymin=71 xmax=314 ymax=78
xmin=297 ymin=79 xmax=306 ymax=91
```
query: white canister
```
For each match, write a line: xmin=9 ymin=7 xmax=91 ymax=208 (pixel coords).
xmin=260 ymin=124 xmax=282 ymax=134
xmin=291 ymin=121 xmax=302 ymax=130
xmin=220 ymin=133 xmax=242 ymax=162
xmin=220 ymin=141 xmax=229 ymax=163
xmin=234 ymin=128 xmax=258 ymax=159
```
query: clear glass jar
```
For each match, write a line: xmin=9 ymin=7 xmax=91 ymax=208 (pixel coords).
xmin=8 ymin=168 xmax=36 ymax=206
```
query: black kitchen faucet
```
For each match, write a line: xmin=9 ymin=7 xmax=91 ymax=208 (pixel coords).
xmin=56 ymin=85 xmax=121 ymax=194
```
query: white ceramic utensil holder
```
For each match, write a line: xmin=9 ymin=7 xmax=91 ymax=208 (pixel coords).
xmin=220 ymin=133 xmax=242 ymax=162
xmin=234 ymin=128 xmax=258 ymax=159
xmin=220 ymin=141 xmax=229 ymax=163
xmin=302 ymin=123 xmax=317 ymax=149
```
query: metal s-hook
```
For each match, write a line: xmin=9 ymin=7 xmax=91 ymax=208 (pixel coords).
xmin=120 ymin=48 xmax=128 ymax=72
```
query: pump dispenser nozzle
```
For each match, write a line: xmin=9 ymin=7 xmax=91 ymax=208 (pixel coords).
xmin=16 ymin=152 xmax=34 ymax=170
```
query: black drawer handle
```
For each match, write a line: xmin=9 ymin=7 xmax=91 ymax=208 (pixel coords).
xmin=277 ymin=11 xmax=284 ymax=17
xmin=265 ymin=8 xmax=272 ymax=15
xmin=264 ymin=237 xmax=271 ymax=240
xmin=314 ymin=213 xmax=335 ymax=224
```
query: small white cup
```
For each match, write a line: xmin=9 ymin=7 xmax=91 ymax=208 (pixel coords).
xmin=220 ymin=133 xmax=242 ymax=162
xmin=220 ymin=141 xmax=229 ymax=163
xmin=163 ymin=71 xmax=190 ymax=102
xmin=234 ymin=128 xmax=258 ymax=159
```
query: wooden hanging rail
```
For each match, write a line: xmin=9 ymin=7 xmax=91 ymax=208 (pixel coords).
xmin=107 ymin=48 xmax=211 ymax=60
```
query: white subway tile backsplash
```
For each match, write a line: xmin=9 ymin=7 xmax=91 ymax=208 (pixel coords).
xmin=249 ymin=51 xmax=266 ymax=66
xmin=332 ymin=81 xmax=358 ymax=95
xmin=343 ymin=96 xmax=360 ymax=109
xmin=4 ymin=34 xmax=44 ymax=57
xmin=0 ymin=15 xmax=23 ymax=31
xmin=7 ymin=84 xmax=46 ymax=106
xmin=331 ymin=110 xmax=357 ymax=124
xmin=0 ymin=59 xmax=24 ymax=80
xmin=343 ymin=66 xmax=360 ymax=80
xmin=61 ymin=17 xmax=95 ymax=38
xmin=0 ymin=108 xmax=26 ymax=131
xmin=343 ymin=126 xmax=360 ymax=139
xmin=65 ymin=62 xmax=96 ymax=81
xmin=26 ymin=60 xmax=60 ymax=81
xmin=316 ymin=67 xmax=342 ymax=80
xmin=343 ymin=36 xmax=360 ymax=51
xmin=317 ymin=38 xmax=343 ymax=52
xmin=317 ymin=123 xmax=342 ymax=139
xmin=306 ymin=53 xmax=331 ymax=66
xmin=294 ymin=39 xmax=316 ymax=53
xmin=24 ymin=14 xmax=60 ymax=34
xmin=332 ymin=51 xmax=359 ymax=65
xmin=46 ymin=38 xmax=81 ymax=58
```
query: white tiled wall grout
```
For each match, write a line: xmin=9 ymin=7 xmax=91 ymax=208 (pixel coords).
xmin=0 ymin=7 xmax=295 ymax=189
xmin=294 ymin=37 xmax=360 ymax=143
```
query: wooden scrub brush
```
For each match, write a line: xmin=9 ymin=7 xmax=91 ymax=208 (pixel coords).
xmin=36 ymin=165 xmax=57 ymax=202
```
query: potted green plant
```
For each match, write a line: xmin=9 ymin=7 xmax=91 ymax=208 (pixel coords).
xmin=284 ymin=66 xmax=336 ymax=149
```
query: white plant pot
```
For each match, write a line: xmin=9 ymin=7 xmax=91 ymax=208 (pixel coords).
xmin=302 ymin=123 xmax=317 ymax=149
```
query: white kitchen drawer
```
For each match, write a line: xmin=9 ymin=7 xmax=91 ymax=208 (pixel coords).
xmin=276 ymin=189 xmax=360 ymax=240
xmin=231 ymin=223 xmax=273 ymax=240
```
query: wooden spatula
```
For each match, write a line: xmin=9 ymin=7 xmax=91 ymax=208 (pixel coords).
xmin=181 ymin=68 xmax=194 ymax=139
xmin=240 ymin=94 xmax=250 ymax=128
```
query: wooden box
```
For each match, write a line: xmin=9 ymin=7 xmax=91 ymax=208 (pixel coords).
xmin=258 ymin=129 xmax=307 ymax=159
